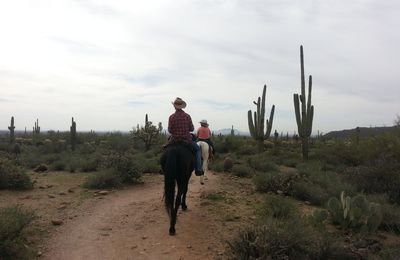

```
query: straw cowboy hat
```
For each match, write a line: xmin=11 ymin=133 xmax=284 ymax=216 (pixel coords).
xmin=172 ymin=97 xmax=186 ymax=109
xmin=199 ymin=119 xmax=208 ymax=126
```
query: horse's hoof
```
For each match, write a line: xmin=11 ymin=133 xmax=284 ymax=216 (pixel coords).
xmin=182 ymin=205 xmax=188 ymax=211
xmin=169 ymin=228 xmax=176 ymax=236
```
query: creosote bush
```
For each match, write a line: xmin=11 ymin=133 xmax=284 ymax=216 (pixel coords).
xmin=259 ymin=194 xmax=298 ymax=220
xmin=228 ymin=218 xmax=342 ymax=259
xmin=84 ymin=153 xmax=142 ymax=189
xmin=0 ymin=158 xmax=32 ymax=190
xmin=232 ymin=164 xmax=254 ymax=177
xmin=0 ymin=206 xmax=35 ymax=259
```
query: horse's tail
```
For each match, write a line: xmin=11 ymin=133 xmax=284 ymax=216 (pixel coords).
xmin=164 ymin=148 xmax=177 ymax=217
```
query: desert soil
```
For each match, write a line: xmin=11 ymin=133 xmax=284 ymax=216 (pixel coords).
xmin=0 ymin=170 xmax=259 ymax=260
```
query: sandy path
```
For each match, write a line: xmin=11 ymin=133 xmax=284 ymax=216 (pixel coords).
xmin=42 ymin=172 xmax=225 ymax=260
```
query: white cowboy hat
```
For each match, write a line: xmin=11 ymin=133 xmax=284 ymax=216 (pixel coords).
xmin=172 ymin=97 xmax=186 ymax=109
xmin=199 ymin=119 xmax=208 ymax=125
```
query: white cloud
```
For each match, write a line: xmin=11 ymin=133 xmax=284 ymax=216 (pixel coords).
xmin=0 ymin=0 xmax=399 ymax=133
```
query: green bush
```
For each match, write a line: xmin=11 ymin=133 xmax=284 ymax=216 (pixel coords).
xmin=0 ymin=158 xmax=33 ymax=190
xmin=209 ymin=160 xmax=224 ymax=172
xmin=254 ymin=170 xmax=298 ymax=195
xmin=228 ymin=219 xmax=338 ymax=259
xmin=292 ymin=162 xmax=356 ymax=205
xmin=288 ymin=180 xmax=329 ymax=206
xmin=346 ymin=156 xmax=400 ymax=204
xmin=0 ymin=206 xmax=35 ymax=259
xmin=232 ymin=164 xmax=254 ymax=177
xmin=83 ymin=169 xmax=123 ymax=189
xmin=260 ymin=195 xmax=299 ymax=220
xmin=378 ymin=244 xmax=400 ymax=259
xmin=247 ymin=155 xmax=278 ymax=172
xmin=379 ymin=202 xmax=400 ymax=234
xmin=50 ymin=160 xmax=66 ymax=171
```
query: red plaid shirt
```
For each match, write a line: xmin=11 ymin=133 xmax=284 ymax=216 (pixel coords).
xmin=168 ymin=109 xmax=194 ymax=142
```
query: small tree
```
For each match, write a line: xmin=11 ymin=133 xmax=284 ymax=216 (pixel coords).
xmin=132 ymin=114 xmax=161 ymax=151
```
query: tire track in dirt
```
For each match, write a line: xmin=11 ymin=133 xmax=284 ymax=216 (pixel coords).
xmin=42 ymin=172 xmax=225 ymax=260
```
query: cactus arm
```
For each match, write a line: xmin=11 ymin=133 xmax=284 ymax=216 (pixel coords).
xmin=294 ymin=94 xmax=302 ymax=135
xmin=247 ymin=110 xmax=256 ymax=138
xmin=260 ymin=85 xmax=266 ymax=136
xmin=265 ymin=105 xmax=275 ymax=138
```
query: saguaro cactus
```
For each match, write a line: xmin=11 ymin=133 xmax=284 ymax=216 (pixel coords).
xmin=293 ymin=45 xmax=314 ymax=160
xmin=70 ymin=117 xmax=77 ymax=151
xmin=248 ymin=85 xmax=275 ymax=149
xmin=33 ymin=119 xmax=41 ymax=134
xmin=8 ymin=116 xmax=15 ymax=143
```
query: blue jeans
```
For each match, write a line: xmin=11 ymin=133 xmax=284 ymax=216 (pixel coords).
xmin=192 ymin=141 xmax=202 ymax=172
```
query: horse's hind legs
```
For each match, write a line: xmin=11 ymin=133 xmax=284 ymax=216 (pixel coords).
xmin=169 ymin=210 xmax=177 ymax=236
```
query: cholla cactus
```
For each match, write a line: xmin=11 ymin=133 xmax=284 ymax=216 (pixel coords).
xmin=132 ymin=114 xmax=161 ymax=151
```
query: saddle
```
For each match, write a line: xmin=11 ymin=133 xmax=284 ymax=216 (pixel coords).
xmin=163 ymin=139 xmax=195 ymax=154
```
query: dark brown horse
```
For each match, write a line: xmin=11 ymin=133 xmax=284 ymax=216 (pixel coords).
xmin=160 ymin=142 xmax=194 ymax=235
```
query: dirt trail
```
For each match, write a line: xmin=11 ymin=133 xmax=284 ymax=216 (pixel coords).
xmin=42 ymin=172 xmax=225 ymax=260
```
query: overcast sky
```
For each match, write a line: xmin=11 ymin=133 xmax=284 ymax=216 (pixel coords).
xmin=0 ymin=0 xmax=399 ymax=134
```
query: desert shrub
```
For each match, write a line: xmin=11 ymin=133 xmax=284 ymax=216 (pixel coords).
xmin=0 ymin=206 xmax=35 ymax=260
xmin=307 ymin=210 xmax=329 ymax=229
xmin=288 ymin=180 xmax=329 ymax=206
xmin=247 ymin=155 xmax=278 ymax=172
xmin=80 ymin=156 xmax=100 ymax=172
xmin=0 ymin=158 xmax=33 ymax=190
xmin=293 ymin=162 xmax=356 ymax=204
xmin=209 ymin=160 xmax=224 ymax=172
xmin=346 ymin=155 xmax=400 ymax=204
xmin=100 ymin=132 xmax=132 ymax=153
xmin=213 ymin=136 xmax=244 ymax=154
xmin=231 ymin=164 xmax=254 ymax=177
xmin=378 ymin=244 xmax=400 ymax=259
xmin=132 ymin=152 xmax=160 ymax=173
xmin=140 ymin=158 xmax=160 ymax=173
xmin=228 ymin=219 xmax=338 ymax=259
xmin=259 ymin=195 xmax=299 ymax=220
xmin=236 ymin=144 xmax=258 ymax=156
xmin=101 ymin=153 xmax=142 ymax=184
xmin=50 ymin=160 xmax=66 ymax=171
xmin=254 ymin=170 xmax=299 ymax=195
xmin=83 ymin=169 xmax=123 ymax=189
xmin=378 ymin=202 xmax=400 ymax=234
xmin=280 ymin=158 xmax=299 ymax=168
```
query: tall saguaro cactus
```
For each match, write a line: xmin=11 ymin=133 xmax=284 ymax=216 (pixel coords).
xmin=248 ymin=85 xmax=275 ymax=149
xmin=33 ymin=119 xmax=40 ymax=134
xmin=8 ymin=116 xmax=15 ymax=143
xmin=70 ymin=117 xmax=77 ymax=151
xmin=293 ymin=45 xmax=314 ymax=160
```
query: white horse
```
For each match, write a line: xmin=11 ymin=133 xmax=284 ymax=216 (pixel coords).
xmin=197 ymin=141 xmax=210 ymax=185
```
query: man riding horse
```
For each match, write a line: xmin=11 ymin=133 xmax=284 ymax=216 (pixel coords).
xmin=168 ymin=97 xmax=203 ymax=176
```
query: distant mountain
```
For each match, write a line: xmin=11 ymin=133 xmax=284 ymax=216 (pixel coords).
xmin=213 ymin=128 xmax=250 ymax=136
xmin=323 ymin=126 xmax=398 ymax=139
